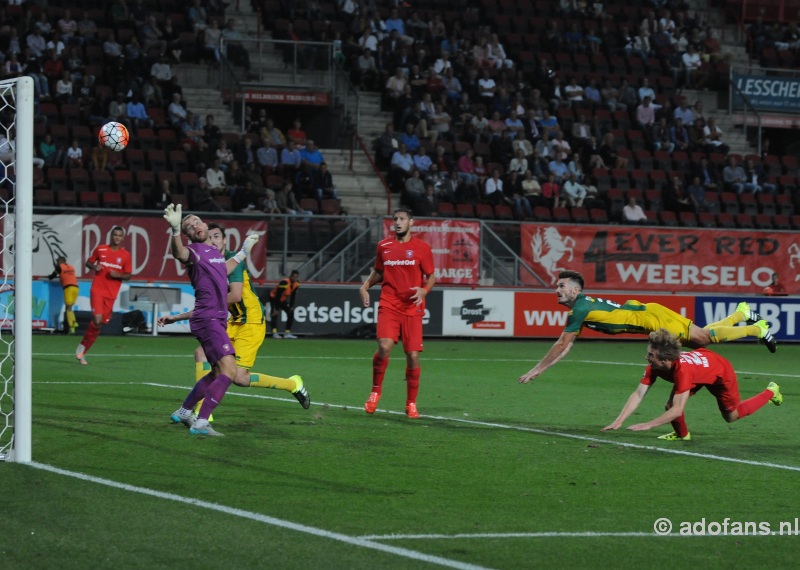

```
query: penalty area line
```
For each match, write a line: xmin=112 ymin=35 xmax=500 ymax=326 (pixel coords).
xmin=26 ymin=462 xmax=493 ymax=570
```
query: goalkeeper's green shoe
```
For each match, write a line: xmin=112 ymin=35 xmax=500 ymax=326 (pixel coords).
xmin=657 ymin=431 xmax=692 ymax=441
xmin=736 ymin=301 xmax=762 ymax=325
xmin=767 ymin=382 xmax=783 ymax=406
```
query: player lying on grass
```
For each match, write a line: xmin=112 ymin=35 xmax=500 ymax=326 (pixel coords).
xmin=601 ymin=328 xmax=782 ymax=440
xmin=159 ymin=222 xmax=309 ymax=424
xmin=518 ymin=269 xmax=776 ymax=384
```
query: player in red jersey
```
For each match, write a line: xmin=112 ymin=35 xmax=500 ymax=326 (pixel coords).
xmin=75 ymin=226 xmax=132 ymax=364
xmin=602 ymin=329 xmax=783 ymax=440
xmin=359 ymin=207 xmax=435 ymax=418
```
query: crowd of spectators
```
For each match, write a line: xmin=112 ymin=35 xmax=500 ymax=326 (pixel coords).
xmin=333 ymin=0 xmax=768 ymax=224
xmin=7 ymin=0 xmax=342 ymax=217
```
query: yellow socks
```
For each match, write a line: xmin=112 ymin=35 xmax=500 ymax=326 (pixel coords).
xmin=249 ymin=373 xmax=298 ymax=392
xmin=707 ymin=324 xmax=761 ymax=343
xmin=195 ymin=361 xmax=212 ymax=381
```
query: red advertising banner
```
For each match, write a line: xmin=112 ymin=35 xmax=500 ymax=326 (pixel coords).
xmin=382 ymin=218 xmax=480 ymax=285
xmin=83 ymin=216 xmax=268 ymax=282
xmin=513 ymin=291 xmax=696 ymax=339
xmin=520 ymin=223 xmax=800 ymax=294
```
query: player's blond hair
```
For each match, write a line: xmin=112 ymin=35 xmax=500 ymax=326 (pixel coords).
xmin=648 ymin=329 xmax=682 ymax=361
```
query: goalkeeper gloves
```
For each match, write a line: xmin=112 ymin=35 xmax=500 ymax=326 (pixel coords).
xmin=233 ymin=234 xmax=259 ymax=263
xmin=163 ymin=203 xmax=182 ymax=236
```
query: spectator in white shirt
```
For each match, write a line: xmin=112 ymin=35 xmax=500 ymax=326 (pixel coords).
xmin=623 ymin=196 xmax=648 ymax=224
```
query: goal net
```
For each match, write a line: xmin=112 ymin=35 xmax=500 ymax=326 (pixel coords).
xmin=0 ymin=76 xmax=33 ymax=463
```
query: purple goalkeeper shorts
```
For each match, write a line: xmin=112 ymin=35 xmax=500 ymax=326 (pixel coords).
xmin=190 ymin=317 xmax=236 ymax=366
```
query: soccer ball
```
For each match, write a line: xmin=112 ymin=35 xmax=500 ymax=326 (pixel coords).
xmin=98 ymin=122 xmax=130 ymax=152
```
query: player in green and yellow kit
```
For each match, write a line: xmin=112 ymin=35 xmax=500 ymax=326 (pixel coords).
xmin=518 ymin=269 xmax=776 ymax=384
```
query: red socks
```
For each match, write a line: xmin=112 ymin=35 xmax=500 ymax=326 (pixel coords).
xmin=736 ymin=389 xmax=773 ymax=419
xmin=406 ymin=366 xmax=420 ymax=405
xmin=80 ymin=321 xmax=101 ymax=352
xmin=372 ymin=353 xmax=388 ymax=394
xmin=670 ymin=414 xmax=690 ymax=438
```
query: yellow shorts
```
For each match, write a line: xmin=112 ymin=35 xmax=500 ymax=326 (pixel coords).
xmin=637 ymin=301 xmax=692 ymax=341
xmin=227 ymin=320 xmax=266 ymax=369
xmin=63 ymin=285 xmax=78 ymax=307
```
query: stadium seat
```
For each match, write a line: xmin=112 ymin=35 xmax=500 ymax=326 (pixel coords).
xmin=494 ymin=204 xmax=514 ymax=220
xmin=320 ymin=199 xmax=342 ymax=216
xmin=79 ymin=191 xmax=100 ymax=207
xmin=146 ymin=149 xmax=168 ymax=172
xmin=134 ymin=170 xmax=156 ymax=198
xmin=757 ymin=193 xmax=776 ymax=215
xmin=773 ymin=214 xmax=791 ymax=230
xmin=570 ymin=207 xmax=589 ymax=224
xmin=533 ymin=206 xmax=552 ymax=221
xmin=69 ymin=169 xmax=90 ymax=193
xmin=678 ymin=211 xmax=697 ymax=227
xmin=585 ymin=207 xmax=606 ymax=224
xmin=57 ymin=190 xmax=77 ymax=207
xmin=102 ymin=191 xmax=123 ymax=208
xmin=310 ymin=219 xmax=332 ymax=250
xmin=456 ymin=203 xmax=475 ymax=218
xmin=698 ymin=212 xmax=716 ymax=228
xmin=168 ymin=150 xmax=189 ymax=173
xmin=34 ymin=189 xmax=55 ymax=206
xmin=436 ymin=202 xmax=455 ymax=217
xmin=114 ymin=170 xmax=134 ymax=194
xmin=776 ymin=194 xmax=794 ymax=216
xmin=738 ymin=192 xmax=758 ymax=215
xmin=125 ymin=148 xmax=146 ymax=171
xmin=299 ymin=198 xmax=320 ymax=214
xmin=90 ymin=170 xmax=113 ymax=193
xmin=552 ymin=207 xmax=570 ymax=223
xmin=792 ymin=215 xmax=800 ymax=230
xmin=124 ymin=191 xmax=144 ymax=209
xmin=719 ymin=192 xmax=739 ymax=214
xmin=754 ymin=214 xmax=773 ymax=229
xmin=716 ymin=212 xmax=735 ymax=228
xmin=475 ymin=204 xmax=494 ymax=220
xmin=735 ymin=213 xmax=755 ymax=228
xmin=659 ymin=211 xmax=678 ymax=226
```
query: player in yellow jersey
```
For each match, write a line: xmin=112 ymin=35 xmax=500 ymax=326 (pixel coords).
xmin=518 ymin=269 xmax=776 ymax=384
xmin=160 ymin=223 xmax=310 ymax=423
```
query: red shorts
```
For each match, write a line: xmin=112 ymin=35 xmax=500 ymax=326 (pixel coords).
xmin=90 ymin=291 xmax=116 ymax=324
xmin=376 ymin=305 xmax=424 ymax=352
xmin=681 ymin=359 xmax=740 ymax=415
xmin=704 ymin=359 xmax=741 ymax=415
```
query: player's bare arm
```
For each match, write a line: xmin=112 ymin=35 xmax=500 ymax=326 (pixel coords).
xmin=359 ymin=268 xmax=384 ymax=307
xmin=602 ymin=382 xmax=651 ymax=431
xmin=627 ymin=390 xmax=690 ymax=431
xmin=227 ymin=281 xmax=243 ymax=304
xmin=158 ymin=311 xmax=192 ymax=326
xmin=108 ymin=270 xmax=132 ymax=281
xmin=518 ymin=330 xmax=578 ymax=383
xmin=409 ymin=273 xmax=435 ymax=306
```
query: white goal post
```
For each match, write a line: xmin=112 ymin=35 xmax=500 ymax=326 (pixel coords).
xmin=0 ymin=76 xmax=33 ymax=463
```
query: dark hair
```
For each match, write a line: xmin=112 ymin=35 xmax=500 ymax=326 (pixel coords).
xmin=207 ymin=222 xmax=226 ymax=237
xmin=111 ymin=225 xmax=125 ymax=235
xmin=648 ymin=329 xmax=682 ymax=361
xmin=392 ymin=207 xmax=414 ymax=219
xmin=558 ymin=270 xmax=584 ymax=290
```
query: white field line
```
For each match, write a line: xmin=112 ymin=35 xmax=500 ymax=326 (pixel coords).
xmin=357 ymin=531 xmax=786 ymax=540
xmin=33 ymin=353 xmax=800 ymax=378
xmin=33 ymin=380 xmax=800 ymax=473
xmin=25 ymin=462 xmax=493 ymax=570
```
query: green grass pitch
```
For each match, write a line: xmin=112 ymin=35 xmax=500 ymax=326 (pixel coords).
xmin=2 ymin=334 xmax=798 ymax=569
